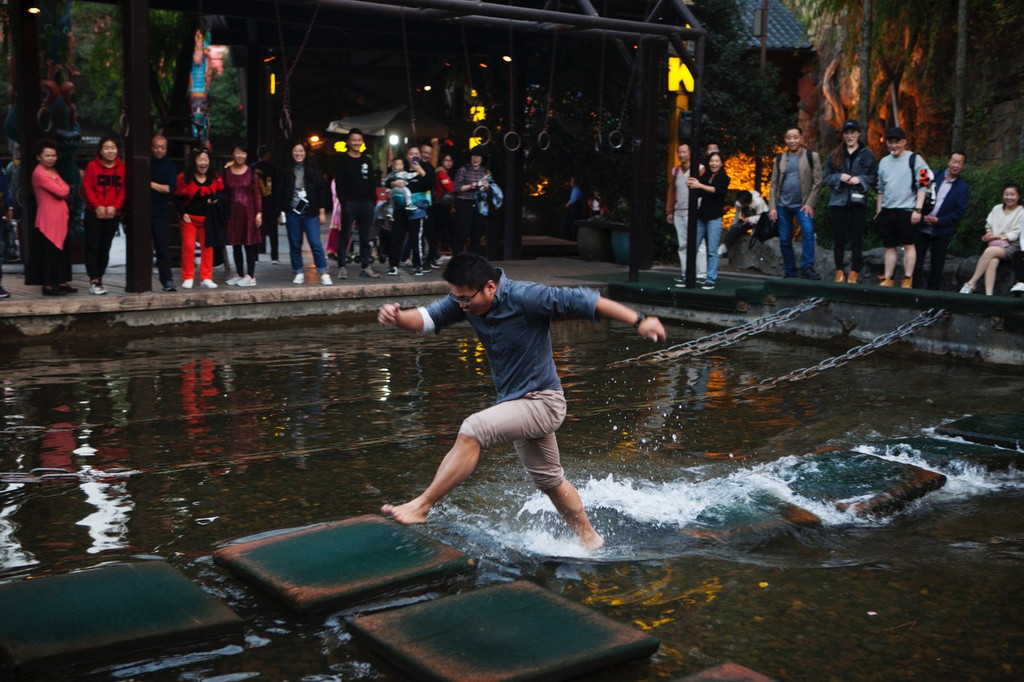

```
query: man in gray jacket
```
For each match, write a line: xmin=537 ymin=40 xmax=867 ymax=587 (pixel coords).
xmin=768 ymin=126 xmax=823 ymax=279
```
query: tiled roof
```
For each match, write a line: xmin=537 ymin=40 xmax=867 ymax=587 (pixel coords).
xmin=734 ymin=0 xmax=812 ymax=51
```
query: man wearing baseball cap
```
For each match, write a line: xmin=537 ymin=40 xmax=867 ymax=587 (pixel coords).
xmin=875 ymin=126 xmax=932 ymax=287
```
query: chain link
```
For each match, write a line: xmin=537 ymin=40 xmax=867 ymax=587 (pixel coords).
xmin=734 ymin=308 xmax=951 ymax=395
xmin=610 ymin=297 xmax=827 ymax=367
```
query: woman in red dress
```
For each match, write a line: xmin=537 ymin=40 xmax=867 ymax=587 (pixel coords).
xmin=224 ymin=144 xmax=262 ymax=286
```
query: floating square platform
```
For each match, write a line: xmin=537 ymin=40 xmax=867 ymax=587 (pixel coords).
xmin=936 ymin=413 xmax=1024 ymax=450
xmin=213 ymin=515 xmax=477 ymax=615
xmin=0 ymin=561 xmax=242 ymax=676
xmin=349 ymin=580 xmax=660 ymax=681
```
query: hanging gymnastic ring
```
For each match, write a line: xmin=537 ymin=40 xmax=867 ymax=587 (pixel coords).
xmin=503 ymin=130 xmax=521 ymax=152
xmin=608 ymin=129 xmax=624 ymax=150
xmin=536 ymin=129 xmax=551 ymax=151
xmin=37 ymin=108 xmax=52 ymax=133
xmin=472 ymin=125 xmax=491 ymax=146
xmin=119 ymin=113 xmax=130 ymax=139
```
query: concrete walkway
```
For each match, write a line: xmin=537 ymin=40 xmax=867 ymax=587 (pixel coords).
xmin=0 ymin=224 xmax=636 ymax=337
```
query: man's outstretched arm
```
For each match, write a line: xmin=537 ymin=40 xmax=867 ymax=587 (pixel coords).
xmin=377 ymin=303 xmax=426 ymax=332
xmin=595 ymin=297 xmax=667 ymax=342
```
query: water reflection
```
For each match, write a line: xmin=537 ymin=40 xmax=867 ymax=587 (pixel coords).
xmin=0 ymin=320 xmax=1022 ymax=680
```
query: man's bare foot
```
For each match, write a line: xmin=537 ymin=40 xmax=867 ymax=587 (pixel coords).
xmin=580 ymin=531 xmax=605 ymax=551
xmin=380 ymin=500 xmax=430 ymax=525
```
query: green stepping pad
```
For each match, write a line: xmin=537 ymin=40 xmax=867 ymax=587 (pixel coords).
xmin=935 ymin=414 xmax=1024 ymax=450
xmin=675 ymin=661 xmax=778 ymax=680
xmin=213 ymin=515 xmax=477 ymax=615
xmin=788 ymin=452 xmax=946 ymax=517
xmin=349 ymin=580 xmax=660 ymax=681
xmin=0 ymin=562 xmax=242 ymax=676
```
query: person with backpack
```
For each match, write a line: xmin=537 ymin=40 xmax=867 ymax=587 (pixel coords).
xmin=768 ymin=125 xmax=823 ymax=280
xmin=875 ymin=127 xmax=932 ymax=288
xmin=823 ymin=119 xmax=878 ymax=284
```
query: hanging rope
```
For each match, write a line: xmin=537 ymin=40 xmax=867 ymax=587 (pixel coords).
xmin=400 ymin=11 xmax=418 ymax=140
xmin=608 ymin=41 xmax=640 ymax=149
xmin=594 ymin=32 xmax=606 ymax=152
xmin=503 ymin=18 xmax=520 ymax=152
xmin=536 ymin=28 xmax=558 ymax=151
xmin=274 ymin=0 xmax=321 ymax=140
xmin=461 ymin=19 xmax=491 ymax=146
xmin=608 ymin=0 xmax=651 ymax=149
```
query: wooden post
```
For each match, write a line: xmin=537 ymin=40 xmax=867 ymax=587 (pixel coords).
xmin=13 ymin=0 xmax=42 ymax=284
xmin=122 ymin=0 xmax=153 ymax=293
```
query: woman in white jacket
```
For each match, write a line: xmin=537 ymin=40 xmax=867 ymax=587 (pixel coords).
xmin=960 ymin=183 xmax=1023 ymax=295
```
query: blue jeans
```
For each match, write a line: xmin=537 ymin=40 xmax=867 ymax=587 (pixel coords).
xmin=777 ymin=204 xmax=815 ymax=275
xmin=285 ymin=212 xmax=328 ymax=274
xmin=696 ymin=217 xmax=722 ymax=285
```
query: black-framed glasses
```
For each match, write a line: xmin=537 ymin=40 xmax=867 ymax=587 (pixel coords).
xmin=451 ymin=286 xmax=484 ymax=305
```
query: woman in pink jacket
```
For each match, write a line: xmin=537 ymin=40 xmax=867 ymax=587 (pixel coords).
xmin=81 ymin=135 xmax=125 ymax=294
xmin=31 ymin=138 xmax=71 ymax=296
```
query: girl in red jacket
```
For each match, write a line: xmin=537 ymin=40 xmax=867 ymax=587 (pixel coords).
xmin=81 ymin=135 xmax=125 ymax=294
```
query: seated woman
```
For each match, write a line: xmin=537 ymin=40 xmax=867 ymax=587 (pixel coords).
xmin=960 ymin=183 xmax=1023 ymax=295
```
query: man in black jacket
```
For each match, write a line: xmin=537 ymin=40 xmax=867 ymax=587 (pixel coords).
xmin=334 ymin=129 xmax=379 ymax=279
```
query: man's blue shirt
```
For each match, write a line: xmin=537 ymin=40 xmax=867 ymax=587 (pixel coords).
xmin=424 ymin=269 xmax=600 ymax=403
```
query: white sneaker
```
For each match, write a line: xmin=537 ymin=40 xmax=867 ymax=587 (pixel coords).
xmin=292 ymin=273 xmax=305 ymax=284
xmin=89 ymin=282 xmax=107 ymax=295
xmin=1010 ymin=282 xmax=1024 ymax=295
xmin=226 ymin=275 xmax=242 ymax=286
xmin=181 ymin=279 xmax=194 ymax=289
xmin=237 ymin=275 xmax=256 ymax=287
xmin=959 ymin=283 xmax=973 ymax=294
xmin=320 ymin=273 xmax=333 ymax=286
xmin=200 ymin=279 xmax=218 ymax=289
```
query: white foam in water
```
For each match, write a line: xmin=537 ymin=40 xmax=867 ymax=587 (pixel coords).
xmin=436 ymin=438 xmax=1024 ymax=559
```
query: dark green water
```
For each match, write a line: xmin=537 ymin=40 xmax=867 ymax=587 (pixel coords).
xmin=1 ymin=315 xmax=1022 ymax=680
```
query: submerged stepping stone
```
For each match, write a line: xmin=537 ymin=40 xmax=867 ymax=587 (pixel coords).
xmin=213 ymin=515 xmax=476 ymax=615
xmin=935 ymin=413 xmax=1024 ymax=450
xmin=0 ymin=561 xmax=242 ymax=676
xmin=885 ymin=437 xmax=1024 ymax=471
xmin=788 ymin=452 xmax=946 ymax=517
xmin=675 ymin=661 xmax=778 ymax=681
xmin=680 ymin=498 xmax=822 ymax=542
xmin=349 ymin=580 xmax=660 ymax=681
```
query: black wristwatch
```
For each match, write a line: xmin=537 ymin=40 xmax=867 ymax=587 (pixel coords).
xmin=634 ymin=312 xmax=646 ymax=329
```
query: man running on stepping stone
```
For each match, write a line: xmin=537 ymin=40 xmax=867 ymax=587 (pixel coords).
xmin=378 ymin=253 xmax=666 ymax=549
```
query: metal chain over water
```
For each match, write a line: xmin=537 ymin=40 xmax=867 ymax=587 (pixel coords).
xmin=734 ymin=308 xmax=951 ymax=395
xmin=609 ymin=297 xmax=827 ymax=367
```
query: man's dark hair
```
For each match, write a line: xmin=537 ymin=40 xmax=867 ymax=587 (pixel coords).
xmin=257 ymin=144 xmax=270 ymax=158
xmin=443 ymin=253 xmax=499 ymax=289
xmin=737 ymin=190 xmax=753 ymax=206
xmin=348 ymin=128 xmax=363 ymax=137
xmin=783 ymin=125 xmax=803 ymax=137
xmin=950 ymin=150 xmax=967 ymax=161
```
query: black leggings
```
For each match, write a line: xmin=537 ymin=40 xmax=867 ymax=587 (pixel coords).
xmin=232 ymin=244 xmax=258 ymax=277
xmin=829 ymin=204 xmax=866 ymax=273
xmin=84 ymin=212 xmax=118 ymax=282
